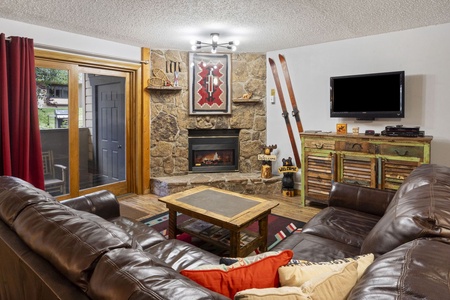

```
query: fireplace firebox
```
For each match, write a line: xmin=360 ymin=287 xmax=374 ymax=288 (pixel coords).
xmin=188 ymin=129 xmax=239 ymax=173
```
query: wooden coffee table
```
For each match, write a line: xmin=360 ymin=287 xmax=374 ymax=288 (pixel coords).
xmin=158 ymin=186 xmax=279 ymax=257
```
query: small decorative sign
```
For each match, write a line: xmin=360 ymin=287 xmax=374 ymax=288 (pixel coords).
xmin=257 ymin=154 xmax=277 ymax=161
xmin=278 ymin=165 xmax=299 ymax=173
xmin=336 ymin=123 xmax=347 ymax=134
xmin=259 ymin=145 xmax=277 ymax=179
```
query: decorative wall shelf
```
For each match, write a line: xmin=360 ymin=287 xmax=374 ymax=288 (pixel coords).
xmin=146 ymin=86 xmax=183 ymax=91
xmin=233 ymin=97 xmax=263 ymax=104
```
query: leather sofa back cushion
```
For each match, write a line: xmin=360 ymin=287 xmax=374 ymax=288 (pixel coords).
xmin=0 ymin=176 xmax=56 ymax=226
xmin=13 ymin=202 xmax=137 ymax=292
xmin=349 ymin=238 xmax=450 ymax=299
xmin=88 ymin=248 xmax=228 ymax=300
xmin=328 ymin=183 xmax=395 ymax=217
xmin=361 ymin=183 xmax=450 ymax=256
xmin=392 ymin=164 xmax=450 ymax=200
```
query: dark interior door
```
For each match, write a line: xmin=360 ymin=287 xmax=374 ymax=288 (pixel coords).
xmin=89 ymin=75 xmax=126 ymax=182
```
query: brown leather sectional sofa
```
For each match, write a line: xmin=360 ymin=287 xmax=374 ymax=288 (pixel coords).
xmin=1 ymin=163 xmax=450 ymax=299
xmin=273 ymin=163 xmax=450 ymax=299
xmin=0 ymin=176 xmax=228 ymax=300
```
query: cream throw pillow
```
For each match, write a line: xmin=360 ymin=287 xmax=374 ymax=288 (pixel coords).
xmin=234 ymin=262 xmax=358 ymax=300
xmin=301 ymin=261 xmax=358 ymax=300
xmin=234 ymin=286 xmax=309 ymax=300
xmin=279 ymin=253 xmax=374 ymax=286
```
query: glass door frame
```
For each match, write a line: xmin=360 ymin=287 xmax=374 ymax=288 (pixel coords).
xmin=35 ymin=49 xmax=148 ymax=199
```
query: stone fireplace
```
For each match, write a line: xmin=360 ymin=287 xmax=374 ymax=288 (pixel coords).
xmin=149 ymin=51 xmax=283 ymax=196
xmin=150 ymin=50 xmax=268 ymax=178
xmin=188 ymin=129 xmax=240 ymax=173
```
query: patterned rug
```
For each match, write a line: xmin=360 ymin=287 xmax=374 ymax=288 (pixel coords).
xmin=141 ymin=212 xmax=304 ymax=255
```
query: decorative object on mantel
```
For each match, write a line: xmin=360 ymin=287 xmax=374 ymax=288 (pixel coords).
xmin=336 ymin=123 xmax=347 ymax=134
xmin=258 ymin=145 xmax=277 ymax=179
xmin=188 ymin=53 xmax=231 ymax=115
xmin=147 ymin=68 xmax=183 ymax=91
xmin=278 ymin=157 xmax=298 ymax=197
xmin=233 ymin=92 xmax=262 ymax=104
xmin=150 ymin=68 xmax=172 ymax=86
xmin=242 ymin=92 xmax=252 ymax=99
xmin=190 ymin=33 xmax=239 ymax=53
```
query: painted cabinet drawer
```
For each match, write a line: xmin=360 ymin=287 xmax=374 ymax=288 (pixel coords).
xmin=377 ymin=144 xmax=424 ymax=158
xmin=336 ymin=141 xmax=370 ymax=153
xmin=304 ymin=140 xmax=335 ymax=150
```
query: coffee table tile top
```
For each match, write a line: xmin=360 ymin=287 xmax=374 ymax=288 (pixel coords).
xmin=159 ymin=186 xmax=278 ymax=229
xmin=177 ymin=190 xmax=259 ymax=218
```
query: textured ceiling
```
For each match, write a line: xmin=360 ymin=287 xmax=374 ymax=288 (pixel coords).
xmin=1 ymin=0 xmax=450 ymax=53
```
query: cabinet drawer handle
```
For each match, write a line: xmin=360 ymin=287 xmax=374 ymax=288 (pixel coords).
xmin=352 ymin=143 xmax=362 ymax=149
xmin=314 ymin=143 xmax=324 ymax=149
xmin=394 ymin=149 xmax=409 ymax=156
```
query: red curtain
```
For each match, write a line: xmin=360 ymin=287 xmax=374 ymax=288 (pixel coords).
xmin=0 ymin=33 xmax=44 ymax=189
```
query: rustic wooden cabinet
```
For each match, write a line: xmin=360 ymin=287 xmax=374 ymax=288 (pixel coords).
xmin=300 ymin=132 xmax=432 ymax=205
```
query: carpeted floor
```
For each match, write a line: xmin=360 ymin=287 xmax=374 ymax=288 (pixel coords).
xmin=141 ymin=212 xmax=304 ymax=255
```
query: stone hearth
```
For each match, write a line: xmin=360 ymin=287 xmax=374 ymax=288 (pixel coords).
xmin=150 ymin=172 xmax=282 ymax=197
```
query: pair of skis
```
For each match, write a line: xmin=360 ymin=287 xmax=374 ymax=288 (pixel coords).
xmin=268 ymin=54 xmax=303 ymax=167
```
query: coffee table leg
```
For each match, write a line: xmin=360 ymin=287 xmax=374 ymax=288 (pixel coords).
xmin=229 ymin=230 xmax=240 ymax=257
xmin=258 ymin=214 xmax=269 ymax=252
xmin=168 ymin=209 xmax=177 ymax=239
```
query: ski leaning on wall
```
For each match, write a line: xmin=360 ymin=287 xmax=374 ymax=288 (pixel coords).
xmin=279 ymin=54 xmax=304 ymax=135
xmin=268 ymin=57 xmax=301 ymax=167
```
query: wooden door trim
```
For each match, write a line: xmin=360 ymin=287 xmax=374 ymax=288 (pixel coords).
xmin=35 ymin=48 xmax=149 ymax=199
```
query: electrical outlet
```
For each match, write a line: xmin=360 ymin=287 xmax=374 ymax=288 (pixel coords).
xmin=270 ymin=89 xmax=276 ymax=104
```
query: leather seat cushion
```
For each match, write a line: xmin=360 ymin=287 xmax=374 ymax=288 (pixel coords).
xmin=272 ymin=232 xmax=361 ymax=262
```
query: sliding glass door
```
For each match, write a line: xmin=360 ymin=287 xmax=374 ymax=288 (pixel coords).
xmin=35 ymin=59 xmax=131 ymax=198
xmin=78 ymin=71 xmax=127 ymax=191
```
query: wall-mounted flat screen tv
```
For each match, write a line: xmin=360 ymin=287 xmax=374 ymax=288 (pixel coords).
xmin=330 ymin=71 xmax=405 ymax=120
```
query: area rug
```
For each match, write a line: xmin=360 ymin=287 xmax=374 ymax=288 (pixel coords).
xmin=141 ymin=212 xmax=304 ymax=255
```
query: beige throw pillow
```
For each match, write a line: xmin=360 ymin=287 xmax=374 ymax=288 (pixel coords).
xmin=301 ymin=261 xmax=358 ymax=300
xmin=234 ymin=287 xmax=309 ymax=300
xmin=279 ymin=253 xmax=374 ymax=286
xmin=234 ymin=262 xmax=358 ymax=300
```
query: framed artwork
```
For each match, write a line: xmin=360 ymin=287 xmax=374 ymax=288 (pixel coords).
xmin=189 ymin=52 xmax=231 ymax=115
xmin=336 ymin=123 xmax=348 ymax=134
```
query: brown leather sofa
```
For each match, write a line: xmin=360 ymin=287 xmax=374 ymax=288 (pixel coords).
xmin=0 ymin=176 xmax=228 ymax=300
xmin=2 ymin=163 xmax=450 ymax=299
xmin=273 ymin=163 xmax=450 ymax=299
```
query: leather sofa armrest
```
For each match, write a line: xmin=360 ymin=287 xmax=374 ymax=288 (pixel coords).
xmin=328 ymin=182 xmax=396 ymax=216
xmin=61 ymin=190 xmax=120 ymax=220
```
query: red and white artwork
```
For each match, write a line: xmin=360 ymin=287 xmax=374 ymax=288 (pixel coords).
xmin=189 ymin=53 xmax=231 ymax=115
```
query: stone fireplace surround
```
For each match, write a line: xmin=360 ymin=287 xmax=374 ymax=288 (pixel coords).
xmin=149 ymin=50 xmax=281 ymax=195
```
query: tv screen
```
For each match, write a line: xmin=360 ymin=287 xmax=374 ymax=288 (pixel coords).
xmin=330 ymin=71 xmax=405 ymax=120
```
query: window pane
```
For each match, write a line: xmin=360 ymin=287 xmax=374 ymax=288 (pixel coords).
xmin=80 ymin=73 xmax=126 ymax=189
xmin=36 ymin=67 xmax=70 ymax=196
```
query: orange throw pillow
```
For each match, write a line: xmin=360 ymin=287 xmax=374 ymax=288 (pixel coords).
xmin=180 ymin=250 xmax=293 ymax=298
